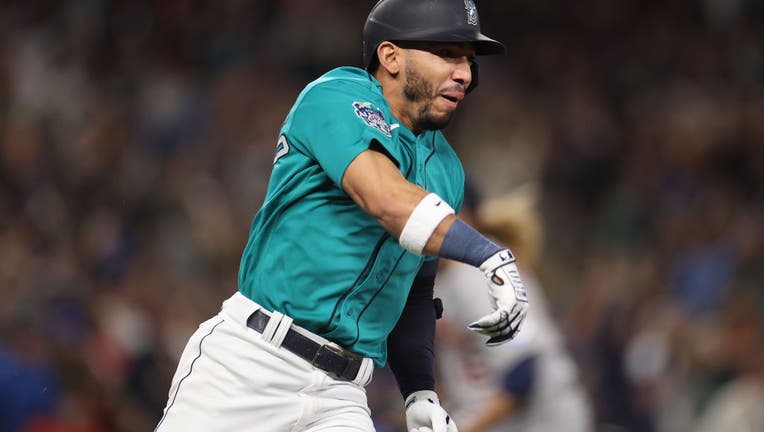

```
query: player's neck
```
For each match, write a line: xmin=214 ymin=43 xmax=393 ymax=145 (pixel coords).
xmin=377 ymin=74 xmax=421 ymax=135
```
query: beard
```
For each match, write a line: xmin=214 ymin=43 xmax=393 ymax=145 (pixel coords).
xmin=403 ymin=63 xmax=454 ymax=131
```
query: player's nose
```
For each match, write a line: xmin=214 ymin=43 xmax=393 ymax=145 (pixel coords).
xmin=451 ymin=57 xmax=472 ymax=90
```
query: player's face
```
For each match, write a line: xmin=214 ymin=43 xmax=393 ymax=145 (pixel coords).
xmin=399 ymin=42 xmax=475 ymax=132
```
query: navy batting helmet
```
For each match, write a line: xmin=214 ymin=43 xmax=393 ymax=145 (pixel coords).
xmin=363 ymin=0 xmax=504 ymax=92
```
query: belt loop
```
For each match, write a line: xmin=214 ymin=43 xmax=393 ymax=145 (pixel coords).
xmin=353 ymin=358 xmax=374 ymax=387
xmin=261 ymin=311 xmax=283 ymax=343
xmin=261 ymin=311 xmax=294 ymax=349
xmin=269 ymin=315 xmax=293 ymax=348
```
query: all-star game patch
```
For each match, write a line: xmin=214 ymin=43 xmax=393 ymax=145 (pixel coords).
xmin=353 ymin=101 xmax=391 ymax=137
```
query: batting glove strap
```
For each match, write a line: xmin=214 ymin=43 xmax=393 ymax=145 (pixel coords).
xmin=405 ymin=390 xmax=458 ymax=432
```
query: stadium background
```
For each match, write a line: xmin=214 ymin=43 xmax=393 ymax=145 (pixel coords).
xmin=0 ymin=0 xmax=762 ymax=431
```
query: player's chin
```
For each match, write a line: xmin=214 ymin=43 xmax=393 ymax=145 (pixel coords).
xmin=416 ymin=110 xmax=451 ymax=131
xmin=434 ymin=110 xmax=455 ymax=127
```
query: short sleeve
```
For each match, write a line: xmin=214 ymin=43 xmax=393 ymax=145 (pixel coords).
xmin=287 ymin=81 xmax=399 ymax=188
xmin=501 ymin=355 xmax=537 ymax=400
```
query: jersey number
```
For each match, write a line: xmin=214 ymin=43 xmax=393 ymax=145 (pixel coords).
xmin=274 ymin=135 xmax=290 ymax=164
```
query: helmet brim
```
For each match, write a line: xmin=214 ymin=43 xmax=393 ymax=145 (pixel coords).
xmin=389 ymin=31 xmax=505 ymax=56
xmin=472 ymin=34 xmax=505 ymax=56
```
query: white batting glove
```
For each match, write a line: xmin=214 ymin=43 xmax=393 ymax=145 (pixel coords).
xmin=405 ymin=390 xmax=458 ymax=432
xmin=468 ymin=249 xmax=528 ymax=345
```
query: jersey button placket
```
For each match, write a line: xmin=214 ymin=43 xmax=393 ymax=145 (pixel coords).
xmin=415 ymin=138 xmax=428 ymax=189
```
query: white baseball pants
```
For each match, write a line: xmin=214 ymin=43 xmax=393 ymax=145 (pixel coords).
xmin=155 ymin=292 xmax=376 ymax=432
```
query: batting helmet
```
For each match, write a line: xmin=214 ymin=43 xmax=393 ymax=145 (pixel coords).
xmin=363 ymin=0 xmax=505 ymax=92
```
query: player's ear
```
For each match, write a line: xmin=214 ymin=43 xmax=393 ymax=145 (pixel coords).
xmin=377 ymin=41 xmax=401 ymax=75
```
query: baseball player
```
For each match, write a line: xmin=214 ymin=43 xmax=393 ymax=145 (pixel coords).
xmin=155 ymin=1 xmax=528 ymax=431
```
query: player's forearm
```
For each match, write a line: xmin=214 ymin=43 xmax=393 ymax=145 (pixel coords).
xmin=342 ymin=149 xmax=503 ymax=265
xmin=342 ymin=149 xmax=433 ymax=238
xmin=420 ymin=214 xmax=454 ymax=255
xmin=371 ymin=185 xmax=431 ymax=239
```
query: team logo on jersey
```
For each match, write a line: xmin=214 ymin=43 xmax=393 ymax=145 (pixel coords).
xmin=353 ymin=101 xmax=391 ymax=137
xmin=464 ymin=0 xmax=477 ymax=25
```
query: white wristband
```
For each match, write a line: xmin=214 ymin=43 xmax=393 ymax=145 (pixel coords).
xmin=399 ymin=193 xmax=454 ymax=255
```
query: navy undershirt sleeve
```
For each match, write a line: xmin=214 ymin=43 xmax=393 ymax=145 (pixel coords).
xmin=439 ymin=219 xmax=502 ymax=267
xmin=501 ymin=355 xmax=537 ymax=401
xmin=387 ymin=260 xmax=439 ymax=399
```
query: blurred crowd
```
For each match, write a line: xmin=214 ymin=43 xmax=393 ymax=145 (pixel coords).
xmin=0 ymin=1 xmax=762 ymax=431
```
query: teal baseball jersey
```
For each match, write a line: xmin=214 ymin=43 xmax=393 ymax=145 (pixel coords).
xmin=238 ymin=66 xmax=465 ymax=366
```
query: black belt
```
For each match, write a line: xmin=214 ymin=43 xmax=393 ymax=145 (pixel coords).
xmin=246 ymin=309 xmax=363 ymax=381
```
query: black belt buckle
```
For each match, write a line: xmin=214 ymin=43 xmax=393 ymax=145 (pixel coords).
xmin=312 ymin=343 xmax=344 ymax=366
xmin=311 ymin=343 xmax=362 ymax=381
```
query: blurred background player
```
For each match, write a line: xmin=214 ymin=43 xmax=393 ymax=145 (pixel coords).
xmin=435 ymin=181 xmax=592 ymax=432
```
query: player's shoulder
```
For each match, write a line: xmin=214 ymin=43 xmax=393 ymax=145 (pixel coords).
xmin=300 ymin=66 xmax=382 ymax=102
xmin=287 ymin=66 xmax=390 ymax=132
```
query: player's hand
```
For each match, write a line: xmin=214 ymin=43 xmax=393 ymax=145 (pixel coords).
xmin=469 ymin=249 xmax=528 ymax=345
xmin=404 ymin=390 xmax=458 ymax=432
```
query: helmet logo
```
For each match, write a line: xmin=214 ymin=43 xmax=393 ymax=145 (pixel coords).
xmin=464 ymin=0 xmax=478 ymax=26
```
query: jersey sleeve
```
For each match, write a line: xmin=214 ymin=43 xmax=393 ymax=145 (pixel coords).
xmin=501 ymin=355 xmax=537 ymax=400
xmin=286 ymin=81 xmax=400 ymax=188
